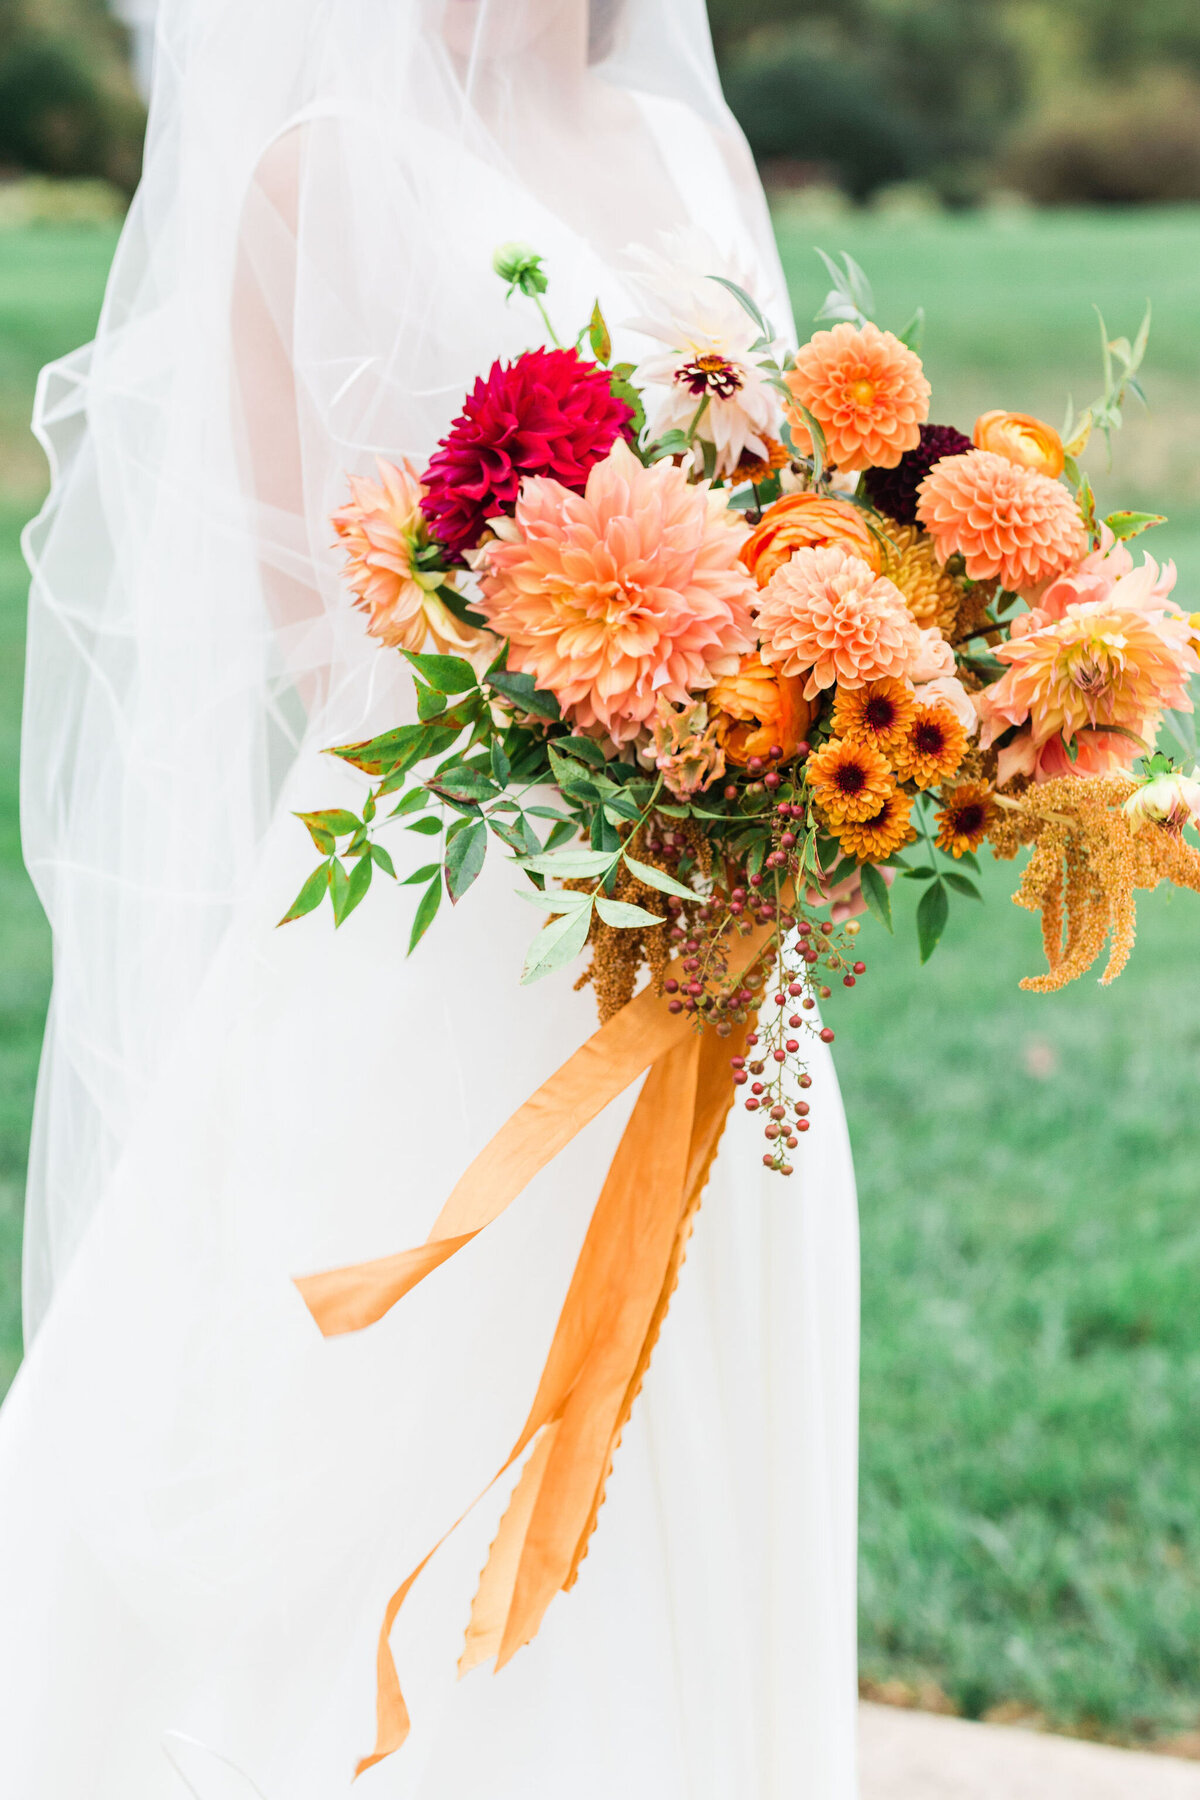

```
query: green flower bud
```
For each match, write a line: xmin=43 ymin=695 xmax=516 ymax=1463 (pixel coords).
xmin=492 ymin=241 xmax=548 ymax=297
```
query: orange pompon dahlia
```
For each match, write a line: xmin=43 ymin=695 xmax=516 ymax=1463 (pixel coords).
xmin=831 ymin=676 xmax=916 ymax=759
xmin=740 ymin=492 xmax=882 ymax=588
xmin=831 ymin=787 xmax=915 ymax=862
xmin=756 ymin=545 xmax=922 ymax=702
xmin=893 ymin=700 xmax=968 ymax=789
xmin=477 ymin=440 xmax=755 ymax=744
xmin=784 ymin=321 xmax=930 ymax=472
xmin=917 ymin=449 xmax=1085 ymax=592
xmin=806 ymin=736 xmax=895 ymax=823
xmin=333 ymin=458 xmax=480 ymax=654
xmin=708 ymin=653 xmax=814 ymax=766
xmin=935 ymin=781 xmax=997 ymax=858
xmin=973 ymin=410 xmax=1065 ymax=480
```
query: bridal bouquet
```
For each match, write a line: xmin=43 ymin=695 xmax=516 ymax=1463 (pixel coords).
xmin=287 ymin=240 xmax=1200 ymax=1175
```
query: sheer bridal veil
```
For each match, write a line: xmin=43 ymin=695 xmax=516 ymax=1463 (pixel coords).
xmin=20 ymin=0 xmax=790 ymax=1333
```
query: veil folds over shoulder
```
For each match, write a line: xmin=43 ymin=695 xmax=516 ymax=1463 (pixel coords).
xmin=19 ymin=0 xmax=790 ymax=1333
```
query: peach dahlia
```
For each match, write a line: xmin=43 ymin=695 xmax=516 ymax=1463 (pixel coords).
xmin=477 ymin=440 xmax=755 ymax=744
xmin=755 ymin=545 xmax=922 ymax=702
xmin=917 ymin=449 xmax=1085 ymax=592
xmin=784 ymin=321 xmax=930 ymax=472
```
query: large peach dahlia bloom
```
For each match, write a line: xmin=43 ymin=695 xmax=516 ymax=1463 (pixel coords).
xmin=756 ymin=545 xmax=922 ymax=701
xmin=917 ymin=449 xmax=1084 ymax=591
xmin=784 ymin=321 xmax=930 ymax=472
xmin=477 ymin=441 xmax=755 ymax=743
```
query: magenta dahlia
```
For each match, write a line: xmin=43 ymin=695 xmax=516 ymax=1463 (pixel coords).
xmin=420 ymin=347 xmax=634 ymax=561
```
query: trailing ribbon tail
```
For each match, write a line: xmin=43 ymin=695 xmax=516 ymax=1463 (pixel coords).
xmin=293 ymin=928 xmax=769 ymax=1777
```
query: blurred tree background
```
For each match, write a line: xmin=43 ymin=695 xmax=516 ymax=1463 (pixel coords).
xmin=0 ymin=0 xmax=142 ymax=193
xmin=710 ymin=0 xmax=1200 ymax=204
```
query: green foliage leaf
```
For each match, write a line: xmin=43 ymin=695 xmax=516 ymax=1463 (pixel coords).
xmin=1104 ymin=510 xmax=1167 ymax=542
xmin=407 ymin=874 xmax=442 ymax=954
xmin=556 ymin=734 xmax=608 ymax=768
xmin=389 ymin=787 xmax=429 ymax=818
xmin=521 ymin=899 xmax=594 ymax=983
xmin=327 ymin=725 xmax=427 ymax=775
xmin=329 ymin=857 xmax=352 ymax=926
xmin=595 ymin=897 xmax=665 ymax=929
xmin=522 ymin=846 xmax=614 ymax=877
xmin=916 ymin=879 xmax=950 ymax=963
xmin=588 ymin=298 xmax=612 ymax=366
xmin=277 ymin=862 xmax=331 ymax=926
xmin=402 ymin=649 xmax=478 ymax=693
xmin=514 ymin=886 xmax=592 ymax=914
xmin=295 ymin=807 xmax=360 ymax=847
xmin=487 ymin=817 xmax=530 ymax=854
xmin=444 ymin=818 xmax=487 ymax=903
xmin=942 ymin=870 xmax=982 ymax=901
xmin=400 ymin=861 xmax=440 ymax=886
xmin=621 ymin=854 xmax=697 ymax=902
xmin=489 ymin=741 xmax=512 ymax=787
xmin=370 ymin=843 xmax=396 ymax=879
xmin=428 ymin=767 xmax=498 ymax=805
xmin=899 ymin=306 xmax=925 ymax=353
xmin=407 ymin=815 xmax=443 ymax=836
xmin=706 ymin=272 xmax=771 ymax=341
xmin=858 ymin=861 xmax=893 ymax=933
xmin=542 ymin=818 xmax=579 ymax=853
xmin=486 ymin=669 xmax=561 ymax=720
xmin=340 ymin=851 xmax=373 ymax=923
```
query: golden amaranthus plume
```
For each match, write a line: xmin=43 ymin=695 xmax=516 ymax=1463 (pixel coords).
xmin=988 ymin=773 xmax=1200 ymax=991
xmin=881 ymin=522 xmax=962 ymax=635
xmin=570 ymin=819 xmax=714 ymax=1022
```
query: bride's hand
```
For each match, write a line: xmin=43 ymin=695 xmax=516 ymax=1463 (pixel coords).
xmin=805 ymin=864 xmax=894 ymax=925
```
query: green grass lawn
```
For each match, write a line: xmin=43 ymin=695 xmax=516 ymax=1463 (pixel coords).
xmin=0 ymin=210 xmax=1198 ymax=1746
xmin=778 ymin=205 xmax=1200 ymax=1746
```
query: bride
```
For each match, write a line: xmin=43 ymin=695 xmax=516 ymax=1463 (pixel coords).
xmin=2 ymin=2 xmax=861 ymax=1794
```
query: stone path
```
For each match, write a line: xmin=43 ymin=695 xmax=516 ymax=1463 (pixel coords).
xmin=860 ymin=1703 xmax=1200 ymax=1799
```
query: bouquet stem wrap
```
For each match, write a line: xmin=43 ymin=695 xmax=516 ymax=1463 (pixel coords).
xmin=294 ymin=925 xmax=771 ymax=1775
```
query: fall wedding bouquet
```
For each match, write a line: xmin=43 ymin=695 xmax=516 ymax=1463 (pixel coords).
xmin=287 ymin=237 xmax=1200 ymax=1175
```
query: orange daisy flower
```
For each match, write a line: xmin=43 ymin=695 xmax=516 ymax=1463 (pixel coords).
xmin=806 ymin=735 xmax=895 ymax=824
xmin=935 ymin=782 xmax=997 ymax=858
xmin=831 ymin=677 xmax=916 ymax=759
xmin=831 ymin=787 xmax=915 ymax=862
xmin=893 ymin=701 xmax=968 ymax=789
xmin=784 ymin=321 xmax=930 ymax=473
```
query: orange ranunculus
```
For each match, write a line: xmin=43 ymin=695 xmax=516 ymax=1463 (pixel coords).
xmin=708 ymin=652 xmax=815 ymax=765
xmin=972 ymin=410 xmax=1065 ymax=480
xmin=739 ymin=492 xmax=882 ymax=588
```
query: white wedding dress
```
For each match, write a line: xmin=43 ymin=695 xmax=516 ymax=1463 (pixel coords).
xmin=0 ymin=3 xmax=860 ymax=1795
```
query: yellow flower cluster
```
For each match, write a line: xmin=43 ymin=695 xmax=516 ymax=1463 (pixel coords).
xmin=988 ymin=774 xmax=1200 ymax=990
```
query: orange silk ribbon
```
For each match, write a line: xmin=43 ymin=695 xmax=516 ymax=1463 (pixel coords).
xmin=295 ymin=924 xmax=769 ymax=1776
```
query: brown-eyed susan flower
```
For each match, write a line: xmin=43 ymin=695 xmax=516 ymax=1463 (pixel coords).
xmin=740 ymin=492 xmax=882 ymax=588
xmin=935 ymin=781 xmax=997 ymax=857
xmin=973 ymin=410 xmax=1065 ymax=480
xmin=894 ymin=700 xmax=969 ymax=789
xmin=806 ymin=735 xmax=895 ymax=823
xmin=831 ymin=786 xmax=915 ymax=862
xmin=708 ymin=653 xmax=814 ymax=766
xmin=831 ymin=677 xmax=916 ymax=759
xmin=784 ymin=321 xmax=930 ymax=472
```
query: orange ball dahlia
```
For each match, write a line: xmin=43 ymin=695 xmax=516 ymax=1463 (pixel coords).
xmin=806 ymin=735 xmax=895 ymax=823
xmin=973 ymin=410 xmax=1065 ymax=480
xmin=784 ymin=321 xmax=930 ymax=473
xmin=830 ymin=787 xmax=915 ymax=862
xmin=917 ymin=449 xmax=1085 ymax=592
xmin=831 ymin=676 xmax=916 ymax=759
xmin=477 ymin=440 xmax=755 ymax=744
xmin=708 ymin=653 xmax=814 ymax=767
xmin=755 ymin=545 xmax=922 ymax=702
xmin=740 ymin=492 xmax=882 ymax=588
